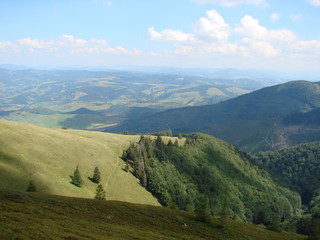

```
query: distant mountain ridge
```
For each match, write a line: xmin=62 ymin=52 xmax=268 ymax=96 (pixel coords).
xmin=107 ymin=80 xmax=320 ymax=153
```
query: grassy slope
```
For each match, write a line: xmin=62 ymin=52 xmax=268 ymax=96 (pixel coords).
xmin=0 ymin=191 xmax=306 ymax=240
xmin=0 ymin=119 xmax=170 ymax=205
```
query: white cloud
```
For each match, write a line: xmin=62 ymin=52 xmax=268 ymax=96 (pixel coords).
xmin=270 ymin=13 xmax=280 ymax=22
xmin=58 ymin=34 xmax=87 ymax=47
xmin=241 ymin=38 xmax=280 ymax=57
xmin=192 ymin=0 xmax=267 ymax=7
xmin=148 ymin=27 xmax=196 ymax=42
xmin=193 ymin=9 xmax=231 ymax=42
xmin=289 ymin=14 xmax=303 ymax=21
xmin=307 ymin=0 xmax=320 ymax=6
xmin=18 ymin=38 xmax=53 ymax=48
xmin=235 ymin=15 xmax=296 ymax=42
xmin=0 ymin=35 xmax=141 ymax=57
xmin=293 ymin=40 xmax=320 ymax=54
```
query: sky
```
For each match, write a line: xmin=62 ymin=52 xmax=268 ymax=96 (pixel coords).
xmin=0 ymin=0 xmax=320 ymax=71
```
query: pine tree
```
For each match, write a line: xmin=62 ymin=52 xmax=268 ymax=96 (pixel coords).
xmin=195 ymin=195 xmax=211 ymax=223
xmin=70 ymin=166 xmax=83 ymax=187
xmin=95 ymin=184 xmax=106 ymax=200
xmin=92 ymin=167 xmax=101 ymax=183
xmin=26 ymin=180 xmax=36 ymax=192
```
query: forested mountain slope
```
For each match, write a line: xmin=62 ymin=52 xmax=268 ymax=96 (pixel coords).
xmin=108 ymin=81 xmax=320 ymax=153
xmin=121 ymin=133 xmax=301 ymax=225
xmin=254 ymin=141 xmax=320 ymax=206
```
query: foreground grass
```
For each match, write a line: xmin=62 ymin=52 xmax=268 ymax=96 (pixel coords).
xmin=0 ymin=191 xmax=306 ymax=240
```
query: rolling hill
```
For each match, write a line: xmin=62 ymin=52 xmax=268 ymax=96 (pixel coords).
xmin=0 ymin=119 xmax=165 ymax=205
xmin=0 ymin=68 xmax=259 ymax=130
xmin=0 ymin=120 xmax=302 ymax=225
xmin=107 ymin=80 xmax=320 ymax=153
xmin=0 ymin=190 xmax=306 ymax=240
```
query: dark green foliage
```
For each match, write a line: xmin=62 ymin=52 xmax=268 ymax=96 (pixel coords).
xmin=70 ymin=166 xmax=83 ymax=187
xmin=267 ymin=216 xmax=282 ymax=232
xmin=153 ymin=129 xmax=173 ymax=137
xmin=310 ymin=189 xmax=320 ymax=213
xmin=195 ymin=195 xmax=212 ymax=223
xmin=309 ymin=208 xmax=320 ymax=240
xmin=26 ymin=180 xmax=36 ymax=192
xmin=92 ymin=167 xmax=101 ymax=184
xmin=255 ymin=142 xmax=320 ymax=204
xmin=296 ymin=215 xmax=312 ymax=235
xmin=218 ymin=200 xmax=230 ymax=229
xmin=121 ymin=133 xmax=301 ymax=225
xmin=94 ymin=184 xmax=106 ymax=200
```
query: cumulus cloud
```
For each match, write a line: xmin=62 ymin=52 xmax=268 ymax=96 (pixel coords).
xmin=270 ymin=13 xmax=280 ymax=22
xmin=307 ymin=0 xmax=320 ymax=6
xmin=146 ymin=10 xmax=312 ymax=58
xmin=193 ymin=9 xmax=231 ymax=42
xmin=234 ymin=15 xmax=297 ymax=42
xmin=192 ymin=0 xmax=267 ymax=7
xmin=148 ymin=27 xmax=196 ymax=42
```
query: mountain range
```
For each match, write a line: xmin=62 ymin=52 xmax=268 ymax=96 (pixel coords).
xmin=107 ymin=80 xmax=320 ymax=153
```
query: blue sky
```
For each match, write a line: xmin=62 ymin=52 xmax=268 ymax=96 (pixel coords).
xmin=0 ymin=0 xmax=320 ymax=71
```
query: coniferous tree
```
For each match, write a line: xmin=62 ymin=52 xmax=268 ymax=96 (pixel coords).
xmin=70 ymin=166 xmax=83 ymax=187
xmin=26 ymin=180 xmax=36 ymax=192
xmin=195 ymin=195 xmax=211 ymax=223
xmin=95 ymin=184 xmax=106 ymax=200
xmin=167 ymin=139 xmax=173 ymax=147
xmin=92 ymin=167 xmax=101 ymax=183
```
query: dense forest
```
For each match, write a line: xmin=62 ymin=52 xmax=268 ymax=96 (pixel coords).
xmin=254 ymin=141 xmax=320 ymax=210
xmin=121 ymin=133 xmax=301 ymax=225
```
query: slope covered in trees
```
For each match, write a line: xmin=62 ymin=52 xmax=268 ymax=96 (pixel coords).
xmin=254 ymin=141 xmax=320 ymax=207
xmin=109 ymin=81 xmax=320 ymax=153
xmin=121 ymin=133 xmax=301 ymax=225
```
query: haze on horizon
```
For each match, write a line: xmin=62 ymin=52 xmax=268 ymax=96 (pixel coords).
xmin=0 ymin=0 xmax=320 ymax=72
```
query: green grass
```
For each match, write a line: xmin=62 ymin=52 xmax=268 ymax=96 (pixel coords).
xmin=0 ymin=119 xmax=175 ymax=205
xmin=0 ymin=190 xmax=306 ymax=240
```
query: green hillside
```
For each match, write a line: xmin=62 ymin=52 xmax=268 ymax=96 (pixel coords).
xmin=0 ymin=119 xmax=163 ymax=205
xmin=0 ymin=190 xmax=306 ymax=240
xmin=121 ymin=133 xmax=301 ymax=225
xmin=108 ymin=81 xmax=320 ymax=153
xmin=254 ymin=141 xmax=320 ymax=206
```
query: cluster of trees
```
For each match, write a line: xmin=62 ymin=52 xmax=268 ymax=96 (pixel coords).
xmin=121 ymin=133 xmax=300 ymax=225
xmin=254 ymin=142 xmax=320 ymax=206
xmin=70 ymin=166 xmax=106 ymax=200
